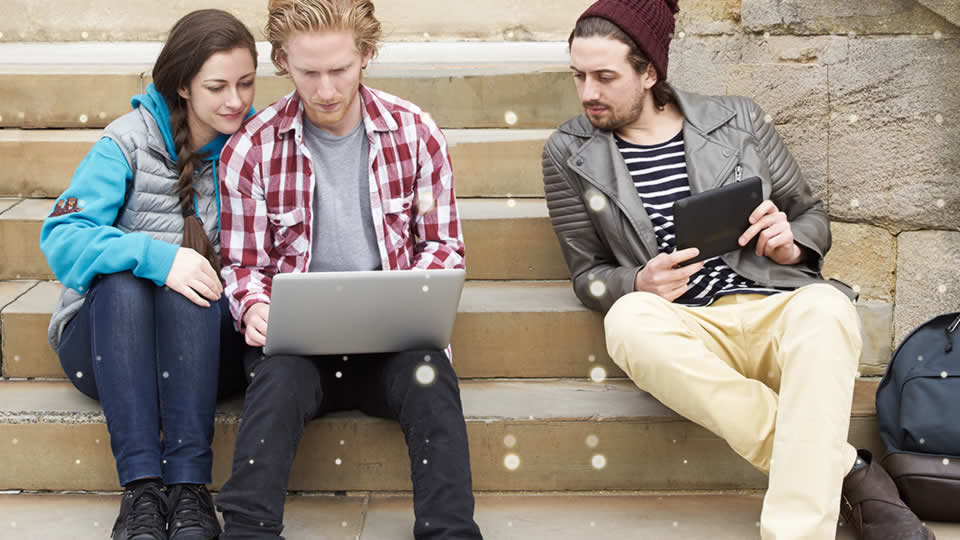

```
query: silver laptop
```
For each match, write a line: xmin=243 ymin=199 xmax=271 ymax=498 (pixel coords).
xmin=263 ymin=269 xmax=465 ymax=356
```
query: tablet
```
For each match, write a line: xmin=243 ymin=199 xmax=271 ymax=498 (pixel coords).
xmin=673 ymin=176 xmax=763 ymax=264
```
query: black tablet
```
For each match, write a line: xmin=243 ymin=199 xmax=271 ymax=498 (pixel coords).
xmin=673 ymin=176 xmax=763 ymax=264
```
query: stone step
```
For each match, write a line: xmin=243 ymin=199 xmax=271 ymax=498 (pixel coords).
xmin=0 ymin=129 xmax=551 ymax=199
xmin=1 ymin=279 xmax=894 ymax=380
xmin=0 ymin=59 xmax=578 ymax=129
xmin=4 ymin=491 xmax=959 ymax=539
xmin=0 ymin=378 xmax=881 ymax=492
xmin=1 ymin=280 xmax=615 ymax=380
xmin=0 ymin=196 xmax=903 ymax=315
xmin=0 ymin=198 xmax=568 ymax=282
xmin=3 ymin=3 xmax=601 ymax=42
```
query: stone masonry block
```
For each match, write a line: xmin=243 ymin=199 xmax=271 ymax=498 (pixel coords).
xmin=741 ymin=0 xmax=957 ymax=36
xmin=740 ymin=35 xmax=849 ymax=65
xmin=828 ymin=37 xmax=960 ymax=231
xmin=894 ymin=230 xmax=960 ymax=346
xmin=857 ymin=301 xmax=895 ymax=376
xmin=725 ymin=64 xmax=829 ymax=199
xmin=674 ymin=0 xmax=742 ymax=36
xmin=822 ymin=222 xmax=896 ymax=302
xmin=917 ymin=0 xmax=960 ymax=29
xmin=668 ymin=35 xmax=746 ymax=95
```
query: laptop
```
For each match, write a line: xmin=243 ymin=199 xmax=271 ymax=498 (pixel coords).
xmin=263 ymin=268 xmax=466 ymax=357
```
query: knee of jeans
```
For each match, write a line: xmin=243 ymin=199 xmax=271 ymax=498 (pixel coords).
xmin=402 ymin=349 xmax=458 ymax=391
xmin=247 ymin=356 xmax=316 ymax=404
xmin=246 ymin=356 xmax=320 ymax=411
xmin=92 ymin=272 xmax=152 ymax=301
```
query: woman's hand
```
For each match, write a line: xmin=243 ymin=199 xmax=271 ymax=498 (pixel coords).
xmin=164 ymin=247 xmax=223 ymax=307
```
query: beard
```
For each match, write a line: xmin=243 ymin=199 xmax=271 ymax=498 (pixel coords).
xmin=583 ymin=89 xmax=645 ymax=131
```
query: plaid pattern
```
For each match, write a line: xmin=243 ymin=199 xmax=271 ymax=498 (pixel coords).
xmin=219 ymin=85 xmax=465 ymax=328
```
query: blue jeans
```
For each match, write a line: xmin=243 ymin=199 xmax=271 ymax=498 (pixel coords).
xmin=58 ymin=272 xmax=245 ymax=486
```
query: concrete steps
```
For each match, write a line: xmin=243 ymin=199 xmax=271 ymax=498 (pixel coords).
xmin=0 ymin=129 xmax=552 ymax=199
xmin=0 ymin=279 xmax=895 ymax=380
xmin=4 ymin=491 xmax=959 ymax=539
xmin=0 ymin=62 xmax=579 ymax=129
xmin=0 ymin=197 xmax=568 ymax=281
xmin=1 ymin=280 xmax=616 ymax=380
xmin=0 ymin=378 xmax=882 ymax=492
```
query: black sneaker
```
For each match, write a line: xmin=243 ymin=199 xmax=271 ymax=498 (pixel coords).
xmin=112 ymin=481 xmax=169 ymax=540
xmin=167 ymin=484 xmax=222 ymax=540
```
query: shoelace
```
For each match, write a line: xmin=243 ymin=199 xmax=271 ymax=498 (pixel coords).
xmin=168 ymin=484 xmax=215 ymax=531
xmin=126 ymin=483 xmax=169 ymax=539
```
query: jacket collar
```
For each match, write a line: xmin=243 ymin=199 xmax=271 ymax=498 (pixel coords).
xmin=557 ymin=87 xmax=736 ymax=138
xmin=561 ymin=86 xmax=741 ymax=194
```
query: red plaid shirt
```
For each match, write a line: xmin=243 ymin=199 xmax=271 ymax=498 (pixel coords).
xmin=219 ymin=85 xmax=465 ymax=328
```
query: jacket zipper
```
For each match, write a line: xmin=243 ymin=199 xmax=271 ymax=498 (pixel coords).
xmin=735 ymin=165 xmax=743 ymax=182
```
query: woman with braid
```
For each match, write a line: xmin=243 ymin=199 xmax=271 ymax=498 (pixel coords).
xmin=40 ymin=10 xmax=257 ymax=540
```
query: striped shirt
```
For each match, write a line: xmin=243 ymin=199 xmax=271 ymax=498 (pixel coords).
xmin=616 ymin=131 xmax=783 ymax=306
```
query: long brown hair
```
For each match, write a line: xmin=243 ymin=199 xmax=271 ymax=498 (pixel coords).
xmin=152 ymin=9 xmax=257 ymax=270
xmin=570 ymin=16 xmax=677 ymax=111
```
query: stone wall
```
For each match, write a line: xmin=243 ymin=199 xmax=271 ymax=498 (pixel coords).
xmin=664 ymin=1 xmax=960 ymax=354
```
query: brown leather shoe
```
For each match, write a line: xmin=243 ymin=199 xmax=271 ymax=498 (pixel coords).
xmin=841 ymin=450 xmax=935 ymax=540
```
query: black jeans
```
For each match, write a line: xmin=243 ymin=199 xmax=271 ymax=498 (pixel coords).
xmin=216 ymin=347 xmax=483 ymax=539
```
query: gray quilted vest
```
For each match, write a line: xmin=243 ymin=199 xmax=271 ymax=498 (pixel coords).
xmin=47 ymin=107 xmax=222 ymax=350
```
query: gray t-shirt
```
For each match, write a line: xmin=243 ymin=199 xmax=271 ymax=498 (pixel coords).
xmin=302 ymin=117 xmax=382 ymax=272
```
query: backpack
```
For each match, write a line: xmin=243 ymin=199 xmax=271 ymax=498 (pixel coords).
xmin=876 ymin=312 xmax=960 ymax=522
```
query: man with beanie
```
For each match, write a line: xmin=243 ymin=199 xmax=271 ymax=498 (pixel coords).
xmin=542 ymin=1 xmax=933 ymax=539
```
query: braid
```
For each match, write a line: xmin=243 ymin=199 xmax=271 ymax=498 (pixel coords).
xmin=169 ymin=99 xmax=221 ymax=272
xmin=169 ymin=104 xmax=204 ymax=216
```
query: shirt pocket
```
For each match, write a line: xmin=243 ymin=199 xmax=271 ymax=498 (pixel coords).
xmin=382 ymin=193 xmax=414 ymax=241
xmin=268 ymin=208 xmax=309 ymax=256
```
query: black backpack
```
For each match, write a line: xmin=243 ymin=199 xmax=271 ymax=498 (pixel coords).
xmin=876 ymin=312 xmax=960 ymax=522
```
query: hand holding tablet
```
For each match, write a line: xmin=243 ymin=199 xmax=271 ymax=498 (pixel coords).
xmin=673 ymin=177 xmax=763 ymax=264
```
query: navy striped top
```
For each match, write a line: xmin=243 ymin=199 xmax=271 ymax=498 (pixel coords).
xmin=616 ymin=130 xmax=784 ymax=306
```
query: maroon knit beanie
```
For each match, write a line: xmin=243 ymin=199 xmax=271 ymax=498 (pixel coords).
xmin=576 ymin=0 xmax=680 ymax=81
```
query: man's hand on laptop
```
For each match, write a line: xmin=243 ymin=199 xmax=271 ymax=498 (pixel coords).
xmin=738 ymin=200 xmax=806 ymax=266
xmin=633 ymin=248 xmax=705 ymax=301
xmin=165 ymin=247 xmax=223 ymax=308
xmin=243 ymin=302 xmax=270 ymax=347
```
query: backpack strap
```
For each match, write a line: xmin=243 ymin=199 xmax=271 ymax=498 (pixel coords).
xmin=946 ymin=313 xmax=960 ymax=353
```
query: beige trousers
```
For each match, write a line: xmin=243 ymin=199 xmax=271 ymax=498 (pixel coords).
xmin=604 ymin=284 xmax=862 ymax=540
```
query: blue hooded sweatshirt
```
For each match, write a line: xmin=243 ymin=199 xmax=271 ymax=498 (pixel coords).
xmin=40 ymin=84 xmax=234 ymax=294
